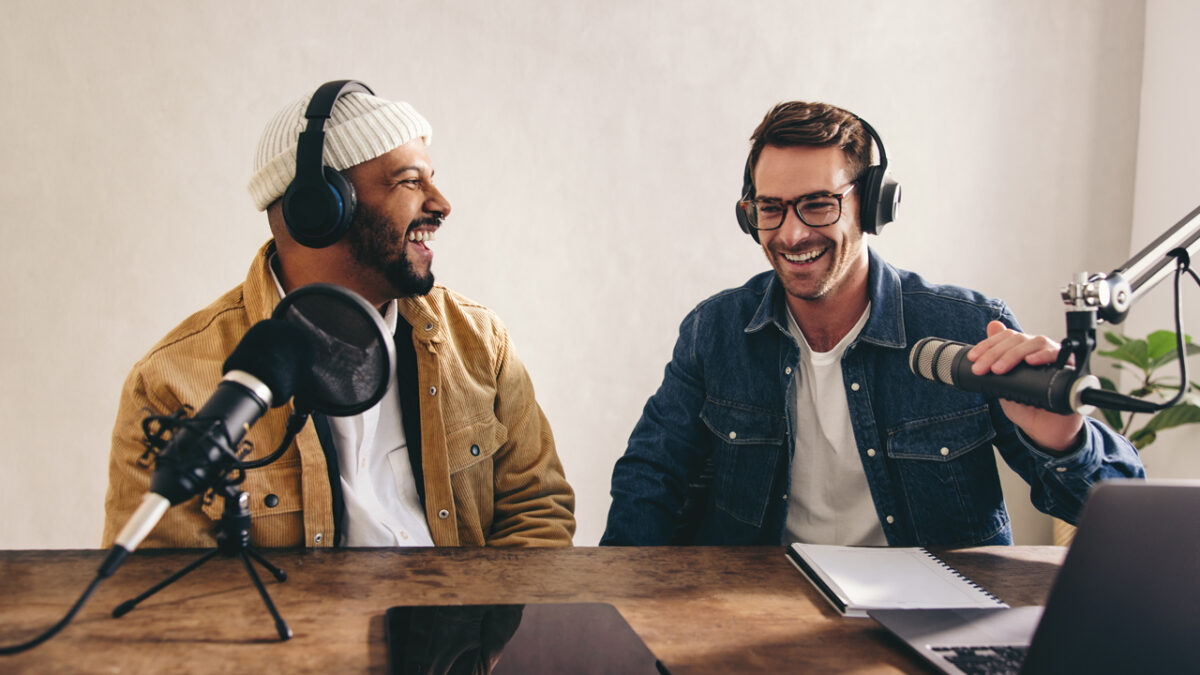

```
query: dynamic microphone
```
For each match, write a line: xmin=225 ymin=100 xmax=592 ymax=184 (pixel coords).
xmin=908 ymin=337 xmax=1099 ymax=415
xmin=100 ymin=320 xmax=314 ymax=577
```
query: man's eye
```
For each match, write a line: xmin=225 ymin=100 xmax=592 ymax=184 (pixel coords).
xmin=757 ymin=203 xmax=784 ymax=214
xmin=801 ymin=199 xmax=837 ymax=212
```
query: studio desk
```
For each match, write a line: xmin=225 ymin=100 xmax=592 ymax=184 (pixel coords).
xmin=0 ymin=545 xmax=1065 ymax=673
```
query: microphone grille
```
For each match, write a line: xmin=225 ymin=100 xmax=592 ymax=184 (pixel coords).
xmin=934 ymin=342 xmax=966 ymax=385
xmin=910 ymin=337 xmax=968 ymax=385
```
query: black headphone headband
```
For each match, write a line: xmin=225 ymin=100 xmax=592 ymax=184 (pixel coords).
xmin=282 ymin=80 xmax=376 ymax=249
xmin=735 ymin=113 xmax=901 ymax=240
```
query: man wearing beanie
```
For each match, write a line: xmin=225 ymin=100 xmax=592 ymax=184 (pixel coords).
xmin=102 ymin=81 xmax=575 ymax=549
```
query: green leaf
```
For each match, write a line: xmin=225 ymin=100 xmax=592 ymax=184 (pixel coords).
xmin=1129 ymin=428 xmax=1156 ymax=450
xmin=1102 ymin=331 xmax=1130 ymax=347
xmin=1146 ymin=330 xmax=1180 ymax=360
xmin=1099 ymin=407 xmax=1125 ymax=430
xmin=1141 ymin=403 xmax=1200 ymax=434
xmin=1096 ymin=340 xmax=1152 ymax=370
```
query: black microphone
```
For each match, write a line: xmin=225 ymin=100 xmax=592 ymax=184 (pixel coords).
xmin=100 ymin=320 xmax=314 ymax=576
xmin=908 ymin=337 xmax=1099 ymax=415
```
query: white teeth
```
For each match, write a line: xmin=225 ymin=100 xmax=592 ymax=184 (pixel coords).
xmin=407 ymin=230 xmax=436 ymax=243
xmin=784 ymin=248 xmax=824 ymax=263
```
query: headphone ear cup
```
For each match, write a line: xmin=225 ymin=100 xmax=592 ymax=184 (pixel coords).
xmin=857 ymin=165 xmax=884 ymax=235
xmin=735 ymin=158 xmax=760 ymax=243
xmin=282 ymin=167 xmax=357 ymax=248
xmin=735 ymin=196 xmax=760 ymax=243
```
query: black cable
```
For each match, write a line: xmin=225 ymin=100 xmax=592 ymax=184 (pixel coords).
xmin=0 ymin=573 xmax=105 ymax=655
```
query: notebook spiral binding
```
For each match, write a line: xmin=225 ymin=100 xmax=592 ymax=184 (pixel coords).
xmin=921 ymin=549 xmax=1004 ymax=604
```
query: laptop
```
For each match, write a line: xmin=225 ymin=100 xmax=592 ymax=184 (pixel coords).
xmin=870 ymin=479 xmax=1200 ymax=674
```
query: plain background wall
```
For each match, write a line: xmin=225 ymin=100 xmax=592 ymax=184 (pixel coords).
xmin=1123 ymin=0 xmax=1200 ymax=480
xmin=5 ymin=0 xmax=1188 ymax=551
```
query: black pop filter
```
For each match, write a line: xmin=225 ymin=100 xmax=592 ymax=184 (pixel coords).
xmin=271 ymin=283 xmax=395 ymax=417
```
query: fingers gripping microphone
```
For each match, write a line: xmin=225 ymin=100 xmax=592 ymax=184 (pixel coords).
xmin=908 ymin=337 xmax=1099 ymax=415
xmin=101 ymin=320 xmax=314 ymax=576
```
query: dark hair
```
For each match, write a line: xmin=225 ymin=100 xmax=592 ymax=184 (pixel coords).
xmin=747 ymin=102 xmax=871 ymax=184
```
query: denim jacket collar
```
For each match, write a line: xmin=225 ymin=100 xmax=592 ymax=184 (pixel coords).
xmin=744 ymin=246 xmax=907 ymax=350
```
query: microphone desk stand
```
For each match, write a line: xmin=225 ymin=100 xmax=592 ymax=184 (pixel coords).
xmin=110 ymin=485 xmax=293 ymax=641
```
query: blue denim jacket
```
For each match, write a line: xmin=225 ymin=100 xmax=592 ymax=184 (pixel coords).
xmin=602 ymin=248 xmax=1144 ymax=547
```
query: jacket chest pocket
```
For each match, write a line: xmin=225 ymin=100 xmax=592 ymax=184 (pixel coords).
xmin=700 ymin=398 xmax=786 ymax=527
xmin=444 ymin=416 xmax=508 ymax=535
xmin=886 ymin=406 xmax=1007 ymax=545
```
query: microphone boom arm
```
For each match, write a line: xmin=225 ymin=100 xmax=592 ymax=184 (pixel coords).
xmin=1058 ymin=203 xmax=1200 ymax=413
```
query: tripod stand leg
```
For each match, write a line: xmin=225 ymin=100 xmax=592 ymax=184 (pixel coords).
xmin=112 ymin=548 xmax=222 ymax=618
xmin=239 ymin=552 xmax=293 ymax=640
xmin=244 ymin=546 xmax=288 ymax=582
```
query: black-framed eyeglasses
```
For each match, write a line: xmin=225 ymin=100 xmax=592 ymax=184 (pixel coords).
xmin=738 ymin=182 xmax=857 ymax=230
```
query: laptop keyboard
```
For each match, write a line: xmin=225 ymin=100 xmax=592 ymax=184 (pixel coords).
xmin=931 ymin=645 xmax=1027 ymax=674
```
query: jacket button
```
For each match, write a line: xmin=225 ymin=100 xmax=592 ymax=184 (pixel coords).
xmin=940 ymin=447 xmax=950 ymax=456
xmin=850 ymin=382 xmax=861 ymax=391
xmin=437 ymin=509 xmax=450 ymax=519
xmin=885 ymin=515 xmax=895 ymax=525
xmin=728 ymin=431 xmax=737 ymax=440
xmin=866 ymin=448 xmax=876 ymax=458
xmin=470 ymin=444 xmax=480 ymax=456
xmin=785 ymin=367 xmax=793 ymax=375
xmin=264 ymin=494 xmax=279 ymax=508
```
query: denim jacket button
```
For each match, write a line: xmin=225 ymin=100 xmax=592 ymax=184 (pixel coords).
xmin=940 ymin=447 xmax=950 ymax=456
xmin=867 ymin=448 xmax=876 ymax=457
xmin=850 ymin=382 xmax=861 ymax=391
xmin=885 ymin=515 xmax=895 ymax=524
xmin=728 ymin=431 xmax=737 ymax=440
xmin=785 ymin=367 xmax=793 ymax=375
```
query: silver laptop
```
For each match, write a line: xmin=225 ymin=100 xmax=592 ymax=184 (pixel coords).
xmin=870 ymin=479 xmax=1200 ymax=674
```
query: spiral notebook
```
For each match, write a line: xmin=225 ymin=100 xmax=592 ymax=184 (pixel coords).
xmin=786 ymin=543 xmax=1006 ymax=618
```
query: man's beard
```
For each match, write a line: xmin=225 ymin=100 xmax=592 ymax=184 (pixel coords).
xmin=346 ymin=203 xmax=438 ymax=297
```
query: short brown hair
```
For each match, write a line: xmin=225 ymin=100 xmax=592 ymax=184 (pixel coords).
xmin=747 ymin=102 xmax=871 ymax=185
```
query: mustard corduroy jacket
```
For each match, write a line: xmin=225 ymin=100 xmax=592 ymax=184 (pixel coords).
xmin=103 ymin=241 xmax=575 ymax=548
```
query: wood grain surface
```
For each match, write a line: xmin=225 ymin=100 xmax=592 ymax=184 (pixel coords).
xmin=0 ymin=545 xmax=1065 ymax=674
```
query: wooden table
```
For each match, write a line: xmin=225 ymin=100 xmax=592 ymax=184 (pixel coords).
xmin=0 ymin=546 xmax=1065 ymax=673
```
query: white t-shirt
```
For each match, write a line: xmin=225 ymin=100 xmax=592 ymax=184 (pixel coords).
xmin=784 ymin=305 xmax=887 ymax=546
xmin=270 ymin=262 xmax=433 ymax=546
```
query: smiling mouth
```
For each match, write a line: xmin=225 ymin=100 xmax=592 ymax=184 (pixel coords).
xmin=783 ymin=248 xmax=826 ymax=264
xmin=407 ymin=229 xmax=436 ymax=243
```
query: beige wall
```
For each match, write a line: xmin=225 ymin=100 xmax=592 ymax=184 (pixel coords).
xmin=1123 ymin=0 xmax=1200 ymax=480
xmin=0 ymin=0 xmax=1159 ymax=548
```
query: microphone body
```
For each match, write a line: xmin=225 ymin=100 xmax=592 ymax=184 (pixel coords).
xmin=108 ymin=372 xmax=272 ymax=564
xmin=909 ymin=337 xmax=1097 ymax=415
xmin=103 ymin=321 xmax=312 ymax=576
xmin=146 ymin=373 xmax=270 ymax=505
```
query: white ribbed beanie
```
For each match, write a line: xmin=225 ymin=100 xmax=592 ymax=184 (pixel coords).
xmin=247 ymin=90 xmax=433 ymax=211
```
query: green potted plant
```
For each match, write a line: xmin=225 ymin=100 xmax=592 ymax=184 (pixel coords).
xmin=1052 ymin=329 xmax=1200 ymax=545
xmin=1092 ymin=329 xmax=1200 ymax=448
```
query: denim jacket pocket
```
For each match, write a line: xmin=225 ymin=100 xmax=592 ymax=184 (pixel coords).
xmin=700 ymin=398 xmax=786 ymax=527
xmin=886 ymin=406 xmax=1008 ymax=546
xmin=887 ymin=406 xmax=996 ymax=461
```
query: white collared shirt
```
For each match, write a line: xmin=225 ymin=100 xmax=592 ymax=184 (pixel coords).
xmin=269 ymin=261 xmax=433 ymax=546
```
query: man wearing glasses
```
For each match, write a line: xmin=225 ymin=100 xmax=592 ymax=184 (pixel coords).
xmin=601 ymin=101 xmax=1142 ymax=547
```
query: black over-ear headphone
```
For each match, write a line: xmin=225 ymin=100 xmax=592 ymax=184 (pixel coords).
xmin=735 ymin=115 xmax=901 ymax=242
xmin=282 ymin=80 xmax=375 ymax=248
